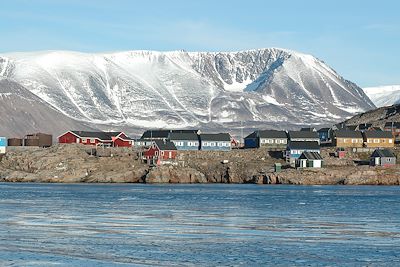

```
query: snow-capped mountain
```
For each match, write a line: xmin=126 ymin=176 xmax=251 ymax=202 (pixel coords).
xmin=363 ymin=85 xmax=400 ymax=108
xmin=0 ymin=48 xmax=375 ymax=134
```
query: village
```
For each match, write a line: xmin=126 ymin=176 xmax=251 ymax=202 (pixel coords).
xmin=1 ymin=121 xmax=400 ymax=183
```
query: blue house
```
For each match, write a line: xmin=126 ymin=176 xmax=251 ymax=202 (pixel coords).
xmin=317 ymin=128 xmax=332 ymax=142
xmin=285 ymin=141 xmax=320 ymax=166
xmin=200 ymin=133 xmax=231 ymax=151
xmin=0 ymin=137 xmax=7 ymax=154
xmin=244 ymin=131 xmax=258 ymax=148
xmin=169 ymin=132 xmax=200 ymax=150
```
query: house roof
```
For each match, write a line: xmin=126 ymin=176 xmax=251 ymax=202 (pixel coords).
xmin=288 ymin=131 xmax=319 ymax=139
xmin=169 ymin=132 xmax=199 ymax=141
xmin=358 ymin=123 xmax=373 ymax=130
xmin=154 ymin=140 xmax=177 ymax=150
xmin=200 ymin=133 xmax=231 ymax=141
xmin=287 ymin=141 xmax=320 ymax=150
xmin=299 ymin=151 xmax=323 ymax=160
xmin=70 ymin=131 xmax=123 ymax=141
xmin=141 ymin=129 xmax=199 ymax=139
xmin=363 ymin=131 xmax=393 ymax=139
xmin=300 ymin=127 xmax=316 ymax=132
xmin=384 ymin=122 xmax=400 ymax=129
xmin=258 ymin=130 xmax=288 ymax=139
xmin=244 ymin=131 xmax=258 ymax=139
xmin=334 ymin=130 xmax=363 ymax=138
xmin=370 ymin=127 xmax=382 ymax=131
xmin=317 ymin=128 xmax=331 ymax=132
xmin=371 ymin=149 xmax=396 ymax=158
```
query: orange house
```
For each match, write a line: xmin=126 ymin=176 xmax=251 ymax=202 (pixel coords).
xmin=333 ymin=130 xmax=364 ymax=148
xmin=363 ymin=131 xmax=394 ymax=148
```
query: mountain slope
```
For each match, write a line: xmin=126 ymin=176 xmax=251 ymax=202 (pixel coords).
xmin=0 ymin=78 xmax=95 ymax=137
xmin=344 ymin=103 xmax=400 ymax=129
xmin=363 ymin=85 xmax=400 ymax=107
xmin=0 ymin=48 xmax=375 ymax=133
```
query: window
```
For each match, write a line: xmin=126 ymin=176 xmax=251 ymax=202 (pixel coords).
xmin=374 ymin=139 xmax=379 ymax=143
xmin=351 ymin=139 xmax=357 ymax=143
xmin=90 ymin=138 xmax=95 ymax=143
xmin=343 ymin=139 xmax=348 ymax=143
xmin=367 ymin=139 xmax=372 ymax=143
xmin=267 ymin=139 xmax=274 ymax=144
xmin=210 ymin=142 xmax=216 ymax=146
xmin=169 ymin=151 xmax=172 ymax=158
xmin=389 ymin=139 xmax=393 ymax=143
xmin=81 ymin=138 xmax=87 ymax=143
xmin=155 ymin=151 xmax=158 ymax=156
xmin=161 ymin=151 xmax=164 ymax=156
xmin=203 ymin=142 xmax=208 ymax=146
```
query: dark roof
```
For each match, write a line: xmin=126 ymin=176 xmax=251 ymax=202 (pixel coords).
xmin=71 ymin=131 xmax=122 ymax=140
xmin=154 ymin=140 xmax=177 ymax=150
xmin=244 ymin=131 xmax=258 ymax=139
xmin=200 ymin=133 xmax=231 ymax=141
xmin=299 ymin=151 xmax=323 ymax=160
xmin=370 ymin=127 xmax=382 ymax=131
xmin=169 ymin=132 xmax=199 ymax=141
xmin=288 ymin=131 xmax=319 ymax=139
xmin=317 ymin=128 xmax=331 ymax=132
xmin=384 ymin=122 xmax=400 ymax=129
xmin=334 ymin=130 xmax=363 ymax=138
xmin=300 ymin=127 xmax=316 ymax=132
xmin=346 ymin=125 xmax=357 ymax=131
xmin=258 ymin=130 xmax=288 ymax=139
xmin=141 ymin=130 xmax=171 ymax=139
xmin=363 ymin=131 xmax=393 ymax=139
xmin=371 ymin=149 xmax=396 ymax=158
xmin=287 ymin=141 xmax=320 ymax=150
xmin=358 ymin=123 xmax=373 ymax=130
xmin=141 ymin=129 xmax=199 ymax=139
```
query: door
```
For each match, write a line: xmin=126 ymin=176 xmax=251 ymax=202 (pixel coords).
xmin=375 ymin=157 xmax=380 ymax=166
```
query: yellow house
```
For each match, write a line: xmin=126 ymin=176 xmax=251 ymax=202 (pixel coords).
xmin=333 ymin=130 xmax=364 ymax=148
xmin=363 ymin=131 xmax=394 ymax=148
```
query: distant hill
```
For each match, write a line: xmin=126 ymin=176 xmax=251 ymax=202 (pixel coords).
xmin=344 ymin=103 xmax=400 ymax=128
xmin=363 ymin=85 xmax=400 ymax=107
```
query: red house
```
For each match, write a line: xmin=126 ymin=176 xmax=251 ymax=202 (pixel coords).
xmin=58 ymin=131 xmax=134 ymax=147
xmin=144 ymin=140 xmax=177 ymax=165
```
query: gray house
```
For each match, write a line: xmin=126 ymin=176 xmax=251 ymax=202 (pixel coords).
xmin=169 ymin=132 xmax=200 ymax=151
xmin=200 ymin=133 xmax=231 ymax=151
xmin=288 ymin=131 xmax=320 ymax=144
xmin=370 ymin=149 xmax=396 ymax=167
xmin=258 ymin=130 xmax=288 ymax=149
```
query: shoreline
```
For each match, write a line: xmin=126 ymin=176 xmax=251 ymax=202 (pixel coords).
xmin=1 ymin=144 xmax=400 ymax=185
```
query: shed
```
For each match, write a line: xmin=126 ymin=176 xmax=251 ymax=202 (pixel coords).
xmin=25 ymin=133 xmax=52 ymax=147
xmin=7 ymin=138 xmax=23 ymax=146
xmin=296 ymin=151 xmax=323 ymax=168
xmin=370 ymin=149 xmax=396 ymax=167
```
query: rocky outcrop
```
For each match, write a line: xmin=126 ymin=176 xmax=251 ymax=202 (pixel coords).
xmin=1 ymin=144 xmax=400 ymax=185
xmin=145 ymin=166 xmax=207 ymax=183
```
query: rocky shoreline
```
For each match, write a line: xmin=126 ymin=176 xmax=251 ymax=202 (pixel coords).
xmin=1 ymin=144 xmax=400 ymax=185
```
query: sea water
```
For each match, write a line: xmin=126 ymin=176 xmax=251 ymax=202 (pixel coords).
xmin=0 ymin=183 xmax=399 ymax=266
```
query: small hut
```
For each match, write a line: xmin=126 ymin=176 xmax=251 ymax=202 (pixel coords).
xmin=370 ymin=149 xmax=396 ymax=167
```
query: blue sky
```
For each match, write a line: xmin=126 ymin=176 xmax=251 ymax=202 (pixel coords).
xmin=0 ymin=0 xmax=399 ymax=87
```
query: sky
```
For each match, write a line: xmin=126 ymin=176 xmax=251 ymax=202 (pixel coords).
xmin=0 ymin=0 xmax=399 ymax=87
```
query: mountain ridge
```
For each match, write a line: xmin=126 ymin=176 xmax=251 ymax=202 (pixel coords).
xmin=0 ymin=48 xmax=375 ymax=136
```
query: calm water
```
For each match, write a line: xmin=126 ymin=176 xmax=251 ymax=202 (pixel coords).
xmin=0 ymin=184 xmax=399 ymax=266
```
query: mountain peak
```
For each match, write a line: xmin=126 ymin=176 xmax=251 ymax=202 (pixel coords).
xmin=0 ymin=48 xmax=375 ymax=135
